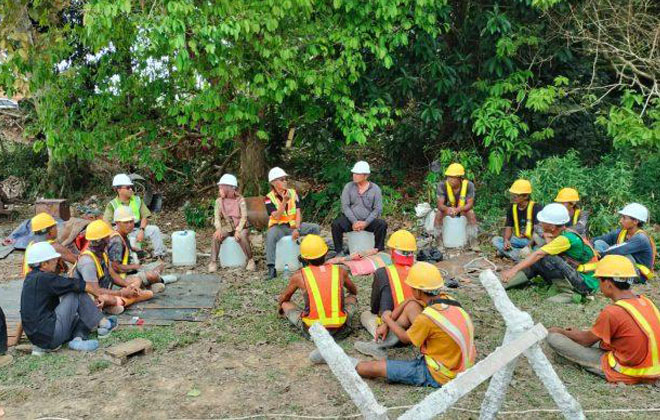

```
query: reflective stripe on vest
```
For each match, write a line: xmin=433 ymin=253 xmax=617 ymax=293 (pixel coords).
xmin=23 ymin=239 xmax=56 ymax=276
xmin=110 ymin=231 xmax=130 ymax=278
xmin=607 ymin=296 xmax=660 ymax=378
xmin=421 ymin=304 xmax=476 ymax=379
xmin=572 ymin=209 xmax=580 ymax=226
xmin=301 ymin=265 xmax=347 ymax=328
xmin=616 ymin=229 xmax=656 ymax=281
xmin=385 ymin=264 xmax=413 ymax=308
xmin=267 ymin=189 xmax=298 ymax=228
xmin=446 ymin=180 xmax=469 ymax=208
xmin=513 ymin=201 xmax=535 ymax=239
xmin=75 ymin=250 xmax=109 ymax=280
xmin=110 ymin=196 xmax=142 ymax=221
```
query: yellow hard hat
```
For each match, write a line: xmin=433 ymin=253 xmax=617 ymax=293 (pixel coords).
xmin=444 ymin=163 xmax=465 ymax=177
xmin=386 ymin=229 xmax=417 ymax=252
xmin=113 ymin=206 xmax=136 ymax=223
xmin=594 ymin=255 xmax=637 ymax=278
xmin=85 ymin=220 xmax=113 ymax=241
xmin=555 ymin=188 xmax=580 ymax=203
xmin=405 ymin=262 xmax=444 ymax=291
xmin=31 ymin=212 xmax=57 ymax=232
xmin=300 ymin=234 xmax=329 ymax=260
xmin=509 ymin=179 xmax=532 ymax=195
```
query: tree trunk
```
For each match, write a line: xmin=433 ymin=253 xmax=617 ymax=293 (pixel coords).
xmin=239 ymin=130 xmax=266 ymax=196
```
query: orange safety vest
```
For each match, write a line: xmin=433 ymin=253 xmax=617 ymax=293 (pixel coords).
xmin=384 ymin=264 xmax=413 ymax=308
xmin=606 ymin=296 xmax=660 ymax=379
xmin=446 ymin=180 xmax=469 ymax=208
xmin=23 ymin=239 xmax=56 ymax=277
xmin=110 ymin=231 xmax=130 ymax=278
xmin=421 ymin=303 xmax=476 ymax=379
xmin=301 ymin=264 xmax=347 ymax=328
xmin=266 ymin=189 xmax=298 ymax=228
xmin=617 ymin=229 xmax=656 ymax=281
xmin=512 ymin=201 xmax=535 ymax=239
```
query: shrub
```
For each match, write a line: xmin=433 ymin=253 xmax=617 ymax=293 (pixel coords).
xmin=183 ymin=199 xmax=214 ymax=229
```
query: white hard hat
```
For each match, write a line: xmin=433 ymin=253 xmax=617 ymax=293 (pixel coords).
xmin=113 ymin=205 xmax=135 ymax=223
xmin=26 ymin=241 xmax=61 ymax=265
xmin=268 ymin=167 xmax=288 ymax=183
xmin=619 ymin=203 xmax=649 ymax=223
xmin=351 ymin=161 xmax=371 ymax=174
xmin=217 ymin=173 xmax=238 ymax=187
xmin=537 ymin=203 xmax=570 ymax=225
xmin=112 ymin=173 xmax=133 ymax=187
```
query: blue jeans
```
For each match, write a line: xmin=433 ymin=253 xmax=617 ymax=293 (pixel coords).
xmin=386 ymin=356 xmax=441 ymax=388
xmin=492 ymin=236 xmax=530 ymax=261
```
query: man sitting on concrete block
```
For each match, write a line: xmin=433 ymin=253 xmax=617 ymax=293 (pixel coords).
xmin=311 ymin=262 xmax=476 ymax=388
xmin=547 ymin=255 xmax=660 ymax=385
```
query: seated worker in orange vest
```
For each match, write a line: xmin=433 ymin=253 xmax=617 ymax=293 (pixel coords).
xmin=265 ymin=167 xmax=320 ymax=279
xmin=593 ymin=203 xmax=656 ymax=283
xmin=500 ymin=203 xmax=599 ymax=303
xmin=554 ymin=188 xmax=589 ymax=236
xmin=311 ymin=262 xmax=476 ymax=388
xmin=72 ymin=220 xmax=151 ymax=315
xmin=355 ymin=229 xmax=417 ymax=358
xmin=23 ymin=213 xmax=77 ymax=276
xmin=108 ymin=206 xmax=177 ymax=293
xmin=278 ymin=234 xmax=357 ymax=339
xmin=547 ymin=255 xmax=660 ymax=384
xmin=434 ymin=163 xmax=478 ymax=248
xmin=491 ymin=179 xmax=543 ymax=261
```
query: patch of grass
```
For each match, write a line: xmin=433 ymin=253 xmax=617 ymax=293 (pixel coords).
xmin=0 ymin=353 xmax=76 ymax=386
xmin=88 ymin=359 xmax=111 ymax=373
xmin=100 ymin=324 xmax=203 ymax=351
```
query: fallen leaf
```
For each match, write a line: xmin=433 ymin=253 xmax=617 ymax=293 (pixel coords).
xmin=187 ymin=388 xmax=201 ymax=397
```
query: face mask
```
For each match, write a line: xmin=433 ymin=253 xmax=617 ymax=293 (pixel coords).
xmin=392 ymin=249 xmax=414 ymax=266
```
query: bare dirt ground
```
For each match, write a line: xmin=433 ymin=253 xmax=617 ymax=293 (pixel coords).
xmin=1 ymin=205 xmax=660 ymax=419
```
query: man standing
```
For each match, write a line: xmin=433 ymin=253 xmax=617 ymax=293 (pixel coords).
xmin=103 ymin=173 xmax=166 ymax=258
xmin=547 ymin=255 xmax=660 ymax=384
xmin=435 ymin=163 xmax=478 ymax=248
xmin=332 ymin=161 xmax=387 ymax=255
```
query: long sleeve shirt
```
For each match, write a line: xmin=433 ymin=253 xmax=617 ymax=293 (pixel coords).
xmin=594 ymin=229 xmax=654 ymax=268
xmin=341 ymin=182 xmax=383 ymax=225
xmin=213 ymin=196 xmax=248 ymax=233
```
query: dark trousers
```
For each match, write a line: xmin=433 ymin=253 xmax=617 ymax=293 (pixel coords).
xmin=523 ymin=255 xmax=591 ymax=295
xmin=50 ymin=292 xmax=103 ymax=349
xmin=0 ymin=306 xmax=7 ymax=354
xmin=331 ymin=215 xmax=388 ymax=252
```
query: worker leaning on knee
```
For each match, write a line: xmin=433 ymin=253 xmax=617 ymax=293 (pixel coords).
xmin=592 ymin=203 xmax=656 ymax=283
xmin=264 ymin=167 xmax=320 ymax=279
xmin=500 ymin=203 xmax=599 ymax=304
xmin=103 ymin=173 xmax=167 ymax=258
xmin=23 ymin=212 xmax=76 ymax=276
xmin=277 ymin=234 xmax=357 ymax=340
xmin=547 ymin=255 xmax=660 ymax=385
xmin=435 ymin=163 xmax=478 ymax=248
xmin=310 ymin=262 xmax=476 ymax=388
xmin=492 ymin=179 xmax=543 ymax=261
xmin=555 ymin=188 xmax=589 ymax=236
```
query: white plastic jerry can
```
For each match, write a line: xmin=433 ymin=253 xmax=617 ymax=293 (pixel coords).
xmin=347 ymin=231 xmax=375 ymax=254
xmin=275 ymin=235 xmax=301 ymax=272
xmin=219 ymin=236 xmax=247 ymax=268
xmin=442 ymin=216 xmax=468 ymax=248
xmin=171 ymin=230 xmax=197 ymax=266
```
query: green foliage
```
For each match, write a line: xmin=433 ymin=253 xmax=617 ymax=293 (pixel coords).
xmin=596 ymin=91 xmax=660 ymax=152
xmin=183 ymin=199 xmax=214 ymax=229
xmin=88 ymin=360 xmax=111 ymax=374
xmin=0 ymin=143 xmax=47 ymax=198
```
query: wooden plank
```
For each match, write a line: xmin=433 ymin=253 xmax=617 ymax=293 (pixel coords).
xmin=103 ymin=338 xmax=153 ymax=366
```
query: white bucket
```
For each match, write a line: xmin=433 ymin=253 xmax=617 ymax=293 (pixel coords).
xmin=347 ymin=231 xmax=375 ymax=254
xmin=219 ymin=237 xmax=247 ymax=268
xmin=275 ymin=235 xmax=301 ymax=272
xmin=442 ymin=216 xmax=467 ymax=248
xmin=172 ymin=230 xmax=197 ymax=266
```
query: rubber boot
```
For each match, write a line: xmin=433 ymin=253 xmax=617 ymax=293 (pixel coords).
xmin=547 ymin=278 xmax=578 ymax=304
xmin=360 ymin=311 xmax=379 ymax=338
xmin=504 ymin=271 xmax=530 ymax=290
xmin=354 ymin=330 xmax=400 ymax=359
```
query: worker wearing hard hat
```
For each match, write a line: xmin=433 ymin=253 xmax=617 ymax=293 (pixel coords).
xmin=354 ymin=230 xmax=418 ymax=358
xmin=19 ymin=242 xmax=118 ymax=355
xmin=592 ymin=203 xmax=656 ymax=283
xmin=311 ymin=262 xmax=476 ymax=388
xmin=547 ymin=255 xmax=660 ymax=384
xmin=265 ymin=167 xmax=320 ymax=279
xmin=209 ymin=174 xmax=255 ymax=272
xmin=277 ymin=234 xmax=357 ymax=339
xmin=103 ymin=173 xmax=167 ymax=258
xmin=72 ymin=220 xmax=151 ymax=315
xmin=331 ymin=161 xmax=387 ymax=255
xmin=435 ymin=163 xmax=479 ymax=248
xmin=22 ymin=212 xmax=77 ymax=276
xmin=500 ymin=203 xmax=599 ymax=303
xmin=492 ymin=179 xmax=543 ymax=261
xmin=554 ymin=188 xmax=589 ymax=236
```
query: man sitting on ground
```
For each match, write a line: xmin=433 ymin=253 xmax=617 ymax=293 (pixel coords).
xmin=23 ymin=212 xmax=77 ymax=275
xmin=331 ymin=161 xmax=388 ymax=255
xmin=354 ymin=229 xmax=417 ymax=358
xmin=435 ymin=163 xmax=478 ymax=248
xmin=555 ymin=188 xmax=589 ymax=236
xmin=547 ymin=255 xmax=660 ymax=384
xmin=73 ymin=220 xmax=151 ymax=315
xmin=20 ymin=242 xmax=117 ymax=355
xmin=278 ymin=234 xmax=357 ymax=339
xmin=311 ymin=262 xmax=476 ymax=388
xmin=500 ymin=203 xmax=599 ymax=303
xmin=103 ymin=173 xmax=167 ymax=258
xmin=492 ymin=179 xmax=542 ymax=261
xmin=592 ymin=203 xmax=656 ymax=283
